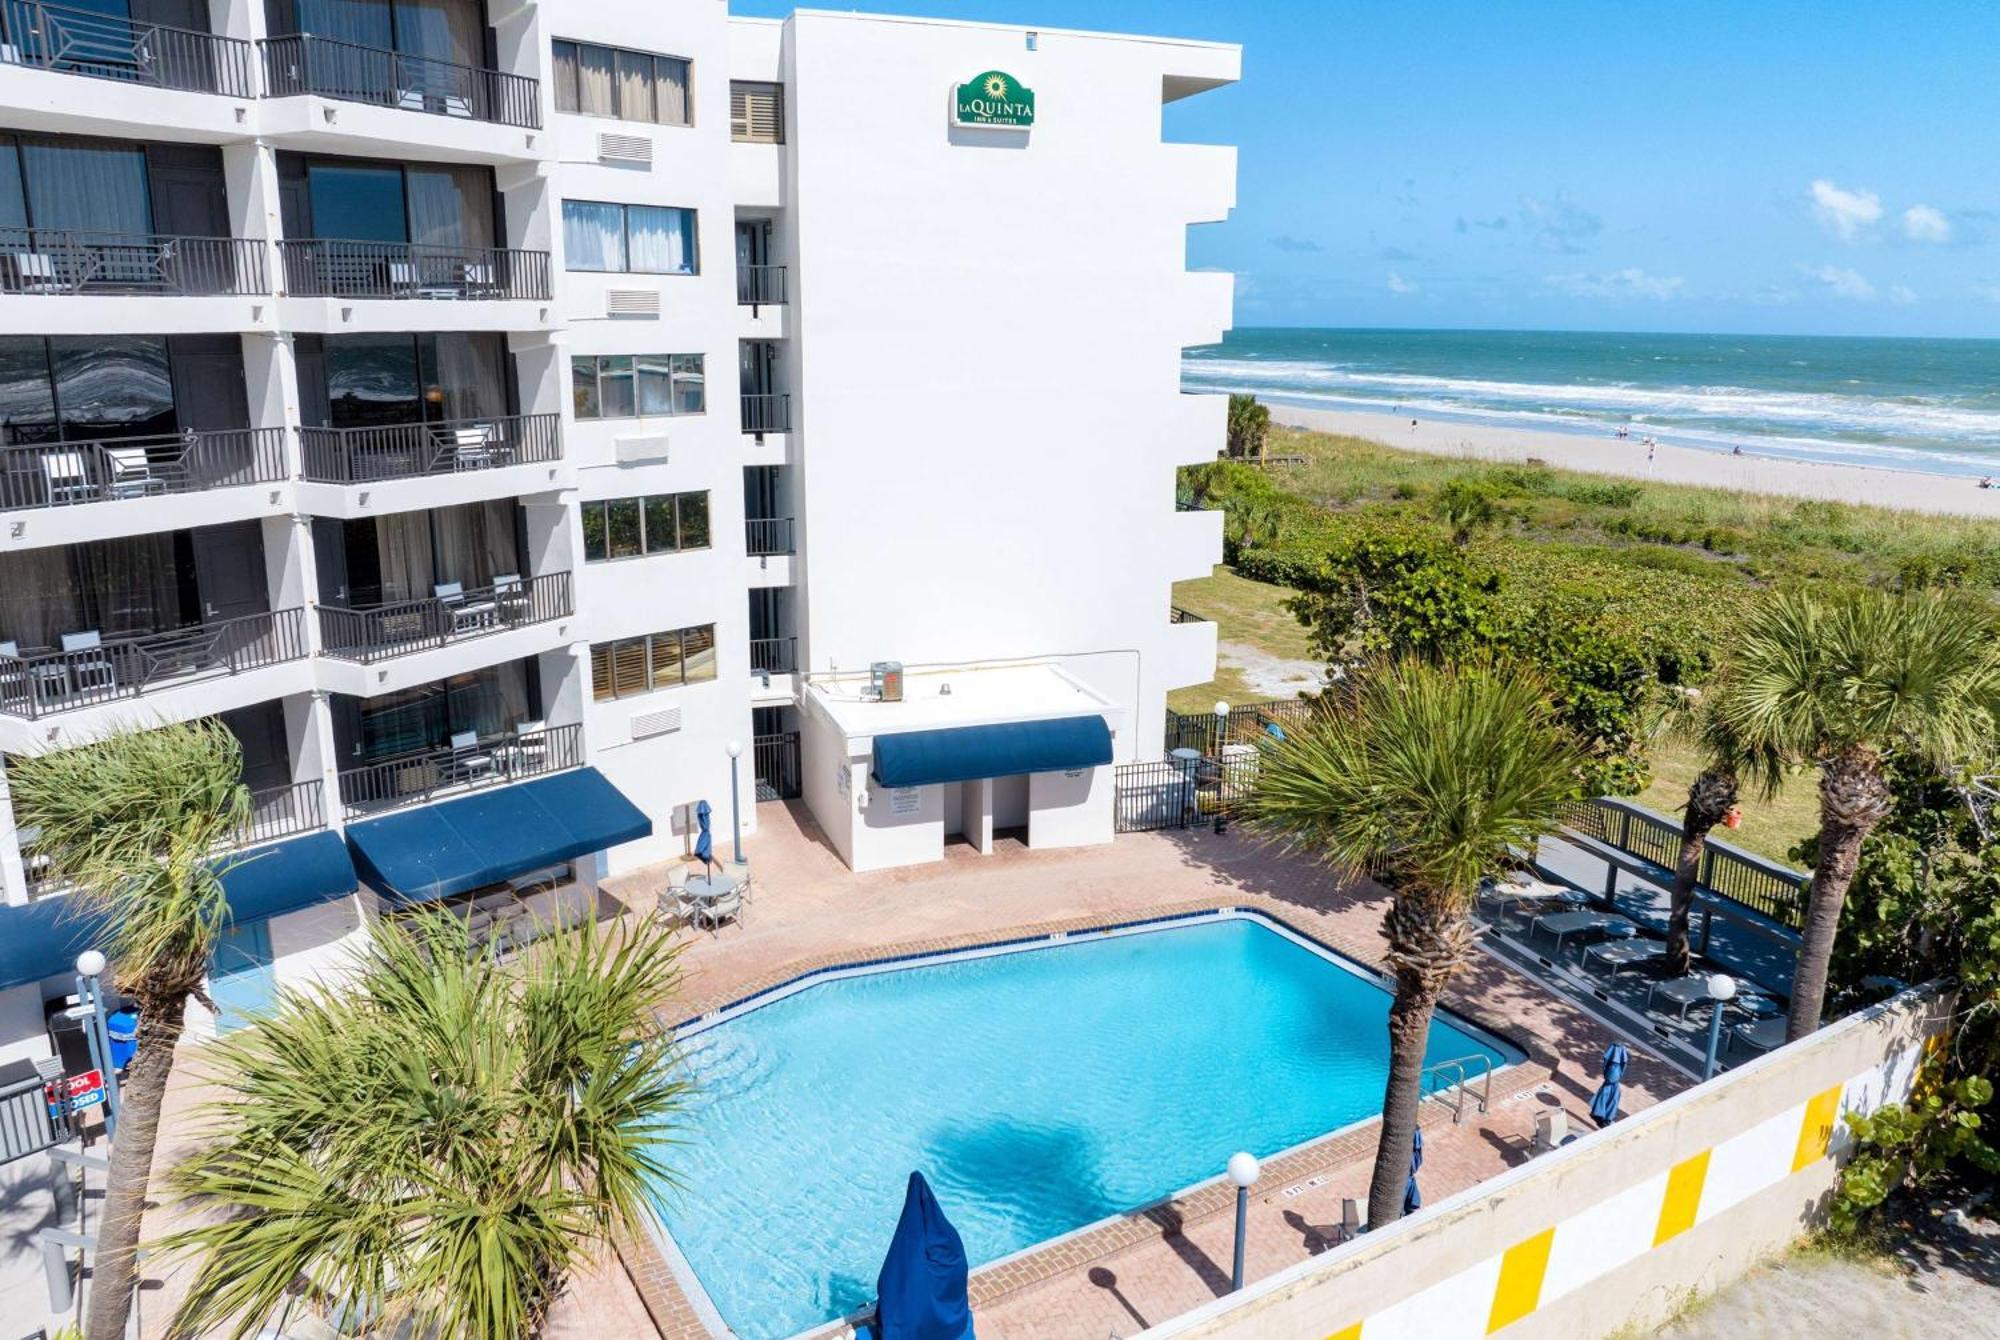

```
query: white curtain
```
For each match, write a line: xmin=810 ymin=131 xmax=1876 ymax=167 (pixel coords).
xmin=626 ymin=205 xmax=693 ymax=275
xmin=654 ymin=57 xmax=690 ymax=126
xmin=561 ymin=201 xmax=623 ymax=271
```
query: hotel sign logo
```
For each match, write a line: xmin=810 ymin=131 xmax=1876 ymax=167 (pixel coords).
xmin=954 ymin=70 xmax=1035 ymax=128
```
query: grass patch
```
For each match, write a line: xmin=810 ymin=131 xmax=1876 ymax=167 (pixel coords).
xmin=1166 ymin=565 xmax=1318 ymax=715
xmin=1636 ymin=738 xmax=1820 ymax=867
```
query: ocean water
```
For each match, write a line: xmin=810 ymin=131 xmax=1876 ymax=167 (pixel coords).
xmin=654 ymin=917 xmax=1515 ymax=1339
xmin=1183 ymin=328 xmax=2000 ymax=477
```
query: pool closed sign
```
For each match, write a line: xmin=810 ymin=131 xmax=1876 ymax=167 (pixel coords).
xmin=954 ymin=70 xmax=1035 ymax=128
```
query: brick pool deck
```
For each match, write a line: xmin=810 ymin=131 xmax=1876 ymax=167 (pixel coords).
xmin=567 ymin=801 xmax=1691 ymax=1340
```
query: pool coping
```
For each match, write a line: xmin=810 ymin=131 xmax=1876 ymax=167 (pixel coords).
xmin=629 ymin=900 xmax=1542 ymax=1340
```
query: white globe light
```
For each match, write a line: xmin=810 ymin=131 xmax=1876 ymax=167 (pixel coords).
xmin=75 ymin=950 xmax=107 ymax=978
xmin=1214 ymin=699 xmax=1231 ymax=719
xmin=1227 ymin=1151 xmax=1260 ymax=1188
xmin=726 ymin=740 xmax=743 ymax=759
xmin=1706 ymin=973 xmax=1738 ymax=1002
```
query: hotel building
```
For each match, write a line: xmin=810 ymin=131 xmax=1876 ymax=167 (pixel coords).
xmin=0 ymin=1 xmax=1235 ymax=1061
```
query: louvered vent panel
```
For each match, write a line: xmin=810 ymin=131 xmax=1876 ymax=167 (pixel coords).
xmin=614 ymin=435 xmax=670 ymax=465
xmin=631 ymin=706 xmax=682 ymax=740
xmin=606 ymin=289 xmax=660 ymax=318
xmin=729 ymin=81 xmax=784 ymax=143
xmin=597 ymin=132 xmax=654 ymax=164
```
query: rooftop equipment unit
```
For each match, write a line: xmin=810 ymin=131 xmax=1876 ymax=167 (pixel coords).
xmin=871 ymin=661 xmax=904 ymax=703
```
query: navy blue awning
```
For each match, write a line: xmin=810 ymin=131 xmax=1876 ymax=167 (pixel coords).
xmin=345 ymin=767 xmax=651 ymax=905
xmin=870 ymin=715 xmax=1113 ymax=789
xmin=0 ymin=831 xmax=358 ymax=993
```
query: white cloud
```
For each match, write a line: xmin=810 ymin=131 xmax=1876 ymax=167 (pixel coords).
xmin=1887 ymin=284 xmax=1917 ymax=305
xmin=1902 ymin=205 xmax=1952 ymax=244
xmin=1976 ymin=280 xmax=2000 ymax=304
xmin=1386 ymin=271 xmax=1416 ymax=294
xmin=1797 ymin=263 xmax=1877 ymax=300
xmin=1544 ymin=268 xmax=1685 ymax=301
xmin=1810 ymin=179 xmax=1883 ymax=241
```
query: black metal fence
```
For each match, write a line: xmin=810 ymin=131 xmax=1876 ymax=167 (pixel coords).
xmin=278 ymin=238 xmax=551 ymax=301
xmin=1558 ymin=796 xmax=1810 ymax=928
xmin=1162 ymin=699 xmax=1315 ymax=754
xmin=259 ymin=32 xmax=541 ymax=129
xmin=754 ymin=731 xmax=801 ymax=801
xmin=337 ymin=722 xmax=582 ymax=817
xmin=750 ymin=636 xmax=797 ymax=679
xmin=0 ymin=428 xmax=288 ymax=511
xmin=0 ymin=607 xmax=307 ymax=719
xmin=1114 ymin=754 xmax=1262 ymax=833
xmin=0 ymin=0 xmax=256 ymax=96
xmin=318 ymin=571 xmax=571 ymax=664
xmin=0 ymin=228 xmax=267 ymax=295
xmin=741 ymin=393 xmax=789 ymax=435
xmin=298 ymin=413 xmax=561 ymax=484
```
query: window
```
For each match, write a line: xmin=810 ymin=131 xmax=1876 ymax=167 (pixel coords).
xmin=553 ymin=40 xmax=691 ymax=125
xmin=572 ymin=353 xmax=703 ymax=420
xmin=561 ymin=201 xmax=696 ymax=274
xmin=581 ymin=492 xmax=710 ymax=562
xmin=730 ymin=81 xmax=784 ymax=144
xmin=590 ymin=623 xmax=717 ymax=700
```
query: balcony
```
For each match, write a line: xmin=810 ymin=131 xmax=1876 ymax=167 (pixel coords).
xmin=0 ymin=607 xmax=308 ymax=719
xmin=336 ymin=720 xmax=580 ymax=818
xmin=318 ymin=571 xmax=572 ymax=664
xmin=259 ymin=33 xmax=540 ymax=130
xmin=737 ymin=264 xmax=786 ymax=307
xmin=0 ymin=0 xmax=256 ymax=97
xmin=750 ymin=635 xmax=796 ymax=679
xmin=741 ymin=393 xmax=789 ymax=436
xmin=278 ymin=239 xmax=551 ymax=301
xmin=299 ymin=413 xmax=559 ymax=485
xmin=25 ymin=775 xmax=327 ymax=895
xmin=0 ymin=429 xmax=287 ymax=513
xmin=745 ymin=517 xmax=794 ymax=557
xmin=0 ymin=229 xmax=266 ymax=297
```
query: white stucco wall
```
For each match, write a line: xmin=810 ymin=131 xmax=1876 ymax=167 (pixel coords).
xmin=1027 ymin=764 xmax=1114 ymax=850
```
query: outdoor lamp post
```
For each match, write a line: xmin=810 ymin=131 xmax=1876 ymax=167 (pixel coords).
xmin=1227 ymin=1150 xmax=1260 ymax=1291
xmin=73 ymin=950 xmax=122 ymax=1138
xmin=726 ymin=739 xmax=746 ymax=866
xmin=1701 ymin=972 xmax=1737 ymax=1080
xmin=1212 ymin=700 xmax=1231 ymax=834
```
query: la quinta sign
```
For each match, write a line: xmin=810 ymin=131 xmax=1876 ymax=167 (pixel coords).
xmin=954 ymin=70 xmax=1035 ymax=128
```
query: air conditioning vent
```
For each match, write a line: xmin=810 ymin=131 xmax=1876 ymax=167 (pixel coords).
xmin=615 ymin=435 xmax=670 ymax=465
xmin=597 ymin=132 xmax=653 ymax=164
xmin=606 ymin=288 xmax=660 ymax=318
xmin=631 ymin=705 xmax=682 ymax=740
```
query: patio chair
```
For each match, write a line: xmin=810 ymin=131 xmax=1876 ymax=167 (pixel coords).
xmin=503 ymin=718 xmax=547 ymax=774
xmin=41 ymin=450 xmax=96 ymax=505
xmin=59 ymin=630 xmax=116 ymax=695
xmin=103 ymin=445 xmax=165 ymax=499
xmin=448 ymin=729 xmax=495 ymax=782
xmin=446 ymin=422 xmax=497 ymax=471
xmin=10 ymin=250 xmax=62 ymax=293
xmin=0 ymin=640 xmax=28 ymax=711
xmin=1581 ymin=935 xmax=1667 ymax=975
xmin=491 ymin=572 xmax=526 ymax=623
xmin=434 ymin=581 xmax=497 ymax=634
xmin=387 ymin=259 xmax=420 ymax=295
xmin=1529 ymin=908 xmax=1639 ymax=959
xmin=695 ymin=888 xmax=742 ymax=934
xmin=1532 ymin=1108 xmax=1569 ymax=1155
xmin=1338 ymin=1197 xmax=1366 ymax=1243
xmin=1727 ymin=1016 xmax=1788 ymax=1056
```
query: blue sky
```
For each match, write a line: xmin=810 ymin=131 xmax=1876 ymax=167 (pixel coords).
xmin=730 ymin=1 xmax=2000 ymax=337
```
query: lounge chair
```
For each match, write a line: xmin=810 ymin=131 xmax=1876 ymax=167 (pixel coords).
xmin=1581 ymin=935 xmax=1667 ymax=974
xmin=1728 ymin=1016 xmax=1788 ymax=1055
xmin=1339 ymin=1197 xmax=1367 ymax=1243
xmin=1647 ymin=974 xmax=1723 ymax=1021
xmin=1532 ymin=1108 xmax=1569 ymax=1154
xmin=1529 ymin=908 xmax=1639 ymax=958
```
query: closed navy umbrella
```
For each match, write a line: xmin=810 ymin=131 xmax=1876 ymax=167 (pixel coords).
xmin=1589 ymin=1043 xmax=1630 ymax=1127
xmin=694 ymin=798 xmax=714 ymax=870
xmin=1403 ymin=1125 xmax=1424 ymax=1214
xmin=873 ymin=1172 xmax=973 ymax=1340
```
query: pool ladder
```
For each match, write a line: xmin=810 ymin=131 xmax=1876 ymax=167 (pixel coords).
xmin=1422 ymin=1053 xmax=1494 ymax=1124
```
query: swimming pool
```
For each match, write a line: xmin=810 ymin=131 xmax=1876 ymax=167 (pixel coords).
xmin=654 ymin=912 xmax=1517 ymax=1338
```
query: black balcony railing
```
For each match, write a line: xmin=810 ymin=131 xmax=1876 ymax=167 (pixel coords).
xmin=278 ymin=238 xmax=551 ymax=301
xmin=737 ymin=264 xmax=785 ymax=306
xmin=753 ymin=730 xmax=801 ymax=801
xmin=749 ymin=635 xmax=796 ymax=679
xmin=0 ymin=228 xmax=267 ymax=296
xmin=1169 ymin=605 xmax=1210 ymax=624
xmin=25 ymin=775 xmax=328 ymax=896
xmin=318 ymin=571 xmax=572 ymax=664
xmin=258 ymin=33 xmax=541 ymax=130
xmin=0 ymin=428 xmax=288 ymax=513
xmin=0 ymin=607 xmax=308 ymax=719
xmin=337 ymin=721 xmax=582 ymax=817
xmin=0 ymin=0 xmax=255 ymax=96
xmin=745 ymin=517 xmax=794 ymax=556
xmin=299 ymin=412 xmax=560 ymax=485
xmin=741 ymin=393 xmax=789 ymax=436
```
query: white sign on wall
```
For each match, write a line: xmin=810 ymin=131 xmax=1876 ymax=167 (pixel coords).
xmin=889 ymin=787 xmax=922 ymax=815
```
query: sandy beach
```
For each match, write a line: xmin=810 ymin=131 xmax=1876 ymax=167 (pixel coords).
xmin=1263 ymin=403 xmax=2000 ymax=520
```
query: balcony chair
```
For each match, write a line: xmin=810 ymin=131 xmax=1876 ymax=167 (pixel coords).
xmin=491 ymin=572 xmax=526 ymax=623
xmin=40 ymin=451 xmax=96 ymax=506
xmin=504 ymin=718 xmax=547 ymax=774
xmin=9 ymin=250 xmax=62 ymax=294
xmin=447 ymin=729 xmax=495 ymax=783
xmin=386 ymin=259 xmax=420 ymax=296
xmin=0 ymin=640 xmax=30 ymax=711
xmin=433 ymin=581 xmax=497 ymax=634
xmin=59 ymin=630 xmax=117 ymax=696
xmin=445 ymin=422 xmax=497 ymax=471
xmin=103 ymin=445 xmax=166 ymax=499
xmin=460 ymin=260 xmax=496 ymax=295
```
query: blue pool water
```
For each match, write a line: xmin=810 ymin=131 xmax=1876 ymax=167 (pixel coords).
xmin=655 ymin=915 xmax=1515 ymax=1338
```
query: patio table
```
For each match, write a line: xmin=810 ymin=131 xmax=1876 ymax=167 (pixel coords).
xmin=685 ymin=872 xmax=739 ymax=904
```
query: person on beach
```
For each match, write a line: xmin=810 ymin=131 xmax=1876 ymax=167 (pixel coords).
xmin=1733 ymin=446 xmax=1744 ymax=457
xmin=1410 ymin=418 xmax=1418 ymax=432
xmin=1648 ymin=443 xmax=1656 ymax=465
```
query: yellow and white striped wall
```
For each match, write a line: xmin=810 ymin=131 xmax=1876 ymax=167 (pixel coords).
xmin=1148 ymin=989 xmax=1949 ymax=1340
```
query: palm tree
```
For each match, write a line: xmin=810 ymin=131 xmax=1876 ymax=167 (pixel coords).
xmin=1660 ymin=705 xmax=1746 ymax=978
xmin=1244 ymin=659 xmax=1583 ymax=1228
xmin=1226 ymin=393 xmax=1270 ymax=460
xmin=156 ymin=910 xmax=691 ymax=1340
xmin=9 ymin=721 xmax=249 ymax=1340
xmin=1717 ymin=588 xmax=2000 ymax=1041
xmin=1225 ymin=496 xmax=1280 ymax=562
